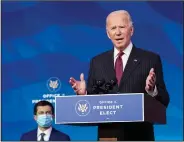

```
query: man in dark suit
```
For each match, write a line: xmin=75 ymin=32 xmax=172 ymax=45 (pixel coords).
xmin=69 ymin=10 xmax=169 ymax=141
xmin=20 ymin=100 xmax=70 ymax=141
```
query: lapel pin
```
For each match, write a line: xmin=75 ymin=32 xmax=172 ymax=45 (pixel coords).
xmin=134 ymin=59 xmax=137 ymax=62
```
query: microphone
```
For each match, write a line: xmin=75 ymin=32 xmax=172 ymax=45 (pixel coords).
xmin=96 ymin=79 xmax=105 ymax=87
xmin=104 ymin=79 xmax=117 ymax=93
xmin=91 ymin=79 xmax=105 ymax=94
xmin=109 ymin=78 xmax=117 ymax=86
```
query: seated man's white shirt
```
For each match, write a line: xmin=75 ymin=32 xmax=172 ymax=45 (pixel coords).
xmin=37 ymin=127 xmax=52 ymax=141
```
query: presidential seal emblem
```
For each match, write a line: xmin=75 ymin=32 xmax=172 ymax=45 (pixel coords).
xmin=47 ymin=77 xmax=61 ymax=92
xmin=75 ymin=100 xmax=91 ymax=116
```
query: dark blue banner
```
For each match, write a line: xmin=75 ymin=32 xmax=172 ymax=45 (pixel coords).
xmin=1 ymin=1 xmax=183 ymax=141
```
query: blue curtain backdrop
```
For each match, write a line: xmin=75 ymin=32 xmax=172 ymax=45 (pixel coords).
xmin=1 ymin=1 xmax=183 ymax=141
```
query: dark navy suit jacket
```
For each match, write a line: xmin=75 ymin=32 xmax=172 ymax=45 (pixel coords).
xmin=20 ymin=127 xmax=70 ymax=141
xmin=86 ymin=46 xmax=169 ymax=140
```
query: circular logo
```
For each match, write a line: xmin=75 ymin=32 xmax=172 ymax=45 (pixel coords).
xmin=47 ymin=77 xmax=61 ymax=92
xmin=75 ymin=100 xmax=91 ymax=116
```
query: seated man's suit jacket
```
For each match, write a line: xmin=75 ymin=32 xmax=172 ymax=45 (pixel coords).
xmin=20 ymin=127 xmax=70 ymax=141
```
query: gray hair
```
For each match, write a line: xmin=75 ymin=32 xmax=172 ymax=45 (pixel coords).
xmin=106 ymin=10 xmax=133 ymax=27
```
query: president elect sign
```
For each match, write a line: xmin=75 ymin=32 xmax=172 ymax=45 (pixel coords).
xmin=55 ymin=93 xmax=144 ymax=124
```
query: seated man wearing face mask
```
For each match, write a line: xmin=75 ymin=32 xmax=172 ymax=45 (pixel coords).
xmin=20 ymin=100 xmax=71 ymax=141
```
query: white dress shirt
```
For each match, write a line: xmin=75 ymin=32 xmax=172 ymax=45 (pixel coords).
xmin=37 ymin=127 xmax=52 ymax=141
xmin=113 ymin=42 xmax=158 ymax=97
xmin=114 ymin=42 xmax=133 ymax=71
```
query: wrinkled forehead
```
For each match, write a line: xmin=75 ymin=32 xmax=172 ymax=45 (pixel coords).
xmin=106 ymin=13 xmax=130 ymax=27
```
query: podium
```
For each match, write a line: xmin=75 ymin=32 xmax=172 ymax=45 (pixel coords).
xmin=55 ymin=93 xmax=166 ymax=140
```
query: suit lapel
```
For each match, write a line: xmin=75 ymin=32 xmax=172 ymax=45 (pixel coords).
xmin=119 ymin=47 xmax=141 ymax=86
xmin=49 ymin=128 xmax=55 ymax=141
xmin=104 ymin=50 xmax=116 ymax=80
xmin=32 ymin=129 xmax=37 ymax=141
xmin=104 ymin=50 xmax=118 ymax=91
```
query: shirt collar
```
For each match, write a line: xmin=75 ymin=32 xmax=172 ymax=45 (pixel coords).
xmin=37 ymin=126 xmax=52 ymax=137
xmin=114 ymin=42 xmax=133 ymax=58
